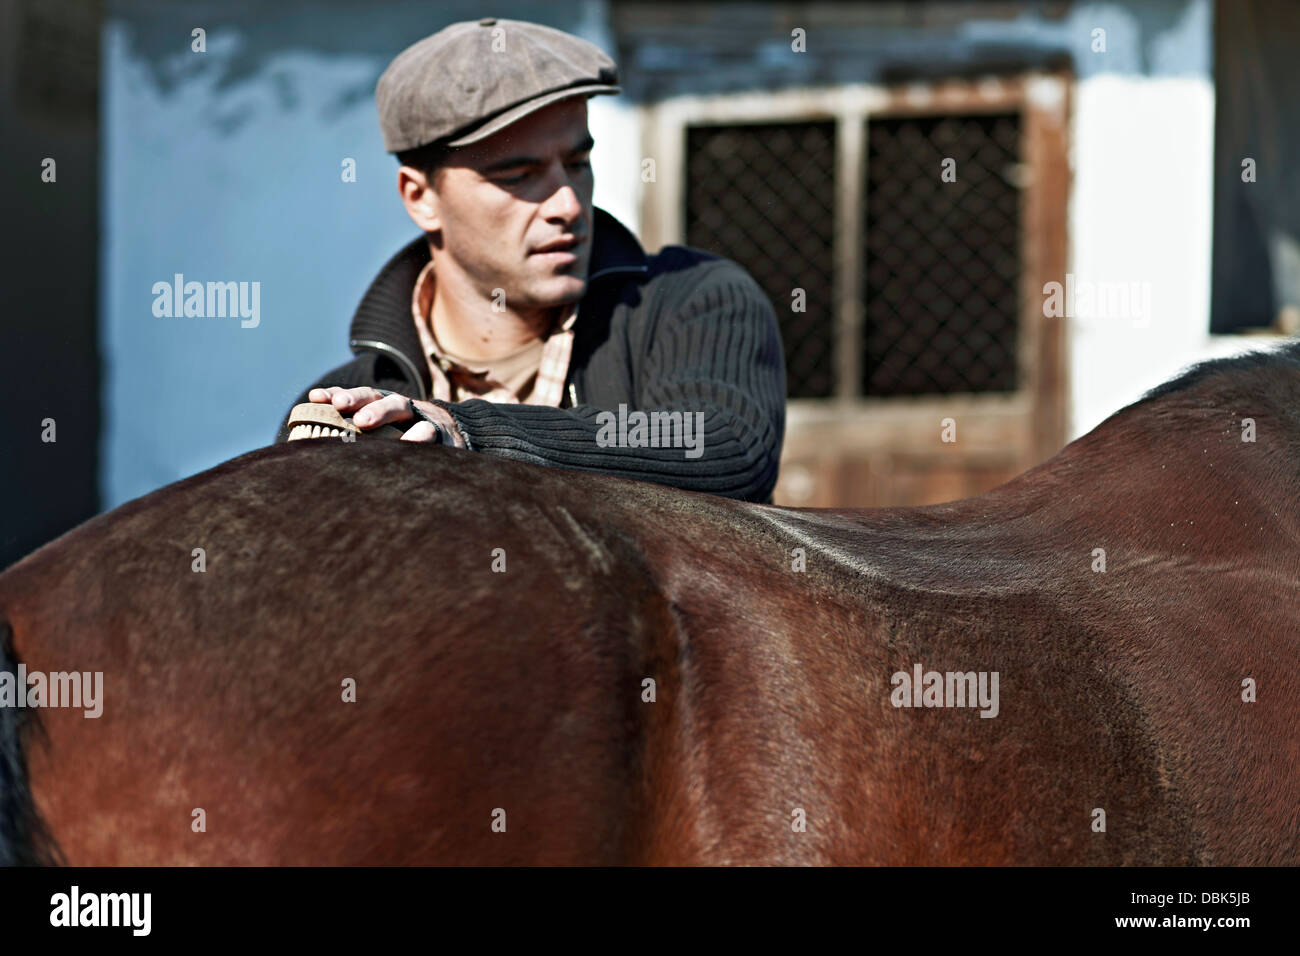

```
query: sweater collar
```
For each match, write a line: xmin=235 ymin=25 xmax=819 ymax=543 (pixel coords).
xmin=348 ymin=207 xmax=648 ymax=398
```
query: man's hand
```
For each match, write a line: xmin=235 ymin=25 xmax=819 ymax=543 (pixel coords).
xmin=307 ymin=386 xmax=467 ymax=447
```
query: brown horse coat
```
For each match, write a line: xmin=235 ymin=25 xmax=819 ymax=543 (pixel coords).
xmin=1 ymin=345 xmax=1297 ymax=864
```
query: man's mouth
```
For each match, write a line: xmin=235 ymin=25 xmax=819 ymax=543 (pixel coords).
xmin=532 ymin=236 xmax=584 ymax=256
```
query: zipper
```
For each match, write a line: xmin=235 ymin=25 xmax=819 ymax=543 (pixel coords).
xmin=351 ymin=262 xmax=645 ymax=407
xmin=587 ymin=263 xmax=648 ymax=282
xmin=349 ymin=338 xmax=428 ymax=401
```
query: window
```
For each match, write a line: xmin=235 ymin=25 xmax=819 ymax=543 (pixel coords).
xmin=665 ymin=85 xmax=1033 ymax=405
xmin=862 ymin=113 xmax=1021 ymax=395
xmin=642 ymin=76 xmax=1070 ymax=507
xmin=684 ymin=121 xmax=837 ymax=397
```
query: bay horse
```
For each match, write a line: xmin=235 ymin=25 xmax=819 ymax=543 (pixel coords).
xmin=2 ymin=343 xmax=1298 ymax=865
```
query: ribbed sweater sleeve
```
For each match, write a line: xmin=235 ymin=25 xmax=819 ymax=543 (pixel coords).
xmin=437 ymin=260 xmax=786 ymax=502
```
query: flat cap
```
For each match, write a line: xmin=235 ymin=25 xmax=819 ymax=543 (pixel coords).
xmin=376 ymin=17 xmax=621 ymax=153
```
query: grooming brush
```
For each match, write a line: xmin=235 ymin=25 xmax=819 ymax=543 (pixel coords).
xmin=285 ymin=402 xmax=407 ymax=441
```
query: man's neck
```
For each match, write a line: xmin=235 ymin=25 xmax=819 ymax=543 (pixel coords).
xmin=427 ymin=275 xmax=559 ymax=363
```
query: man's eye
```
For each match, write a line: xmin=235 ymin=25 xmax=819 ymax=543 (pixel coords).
xmin=495 ymin=171 xmax=528 ymax=185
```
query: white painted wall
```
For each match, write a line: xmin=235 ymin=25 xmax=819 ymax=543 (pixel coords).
xmin=576 ymin=0 xmax=642 ymax=233
xmin=588 ymin=96 xmax=642 ymax=235
xmin=1063 ymin=0 xmax=1286 ymax=439
xmin=1069 ymin=73 xmax=1209 ymax=436
xmin=1067 ymin=72 xmax=1287 ymax=438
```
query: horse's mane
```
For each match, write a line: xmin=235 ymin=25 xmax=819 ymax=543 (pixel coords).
xmin=1125 ymin=337 xmax=1300 ymax=410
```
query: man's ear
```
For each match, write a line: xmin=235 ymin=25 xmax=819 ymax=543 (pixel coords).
xmin=398 ymin=165 xmax=440 ymax=232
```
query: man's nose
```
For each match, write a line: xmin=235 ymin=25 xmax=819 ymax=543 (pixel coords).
xmin=540 ymin=168 xmax=584 ymax=224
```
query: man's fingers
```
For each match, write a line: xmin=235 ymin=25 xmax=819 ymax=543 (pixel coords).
xmin=308 ymin=386 xmax=386 ymax=409
xmin=399 ymin=421 xmax=440 ymax=443
xmin=303 ymin=391 xmax=453 ymax=442
xmin=352 ymin=393 xmax=413 ymax=428
xmin=333 ymin=387 xmax=388 ymax=409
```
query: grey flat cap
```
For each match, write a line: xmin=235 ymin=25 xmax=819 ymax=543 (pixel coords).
xmin=376 ymin=17 xmax=621 ymax=153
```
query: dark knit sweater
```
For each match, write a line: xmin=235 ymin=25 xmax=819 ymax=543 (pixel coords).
xmin=274 ymin=207 xmax=786 ymax=502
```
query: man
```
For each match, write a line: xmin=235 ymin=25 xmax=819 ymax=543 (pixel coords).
xmin=275 ymin=17 xmax=786 ymax=502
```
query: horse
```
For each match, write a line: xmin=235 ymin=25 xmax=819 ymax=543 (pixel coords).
xmin=1 ymin=342 xmax=1298 ymax=865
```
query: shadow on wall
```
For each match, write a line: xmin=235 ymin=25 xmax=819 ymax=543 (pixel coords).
xmin=1210 ymin=0 xmax=1300 ymax=333
xmin=0 ymin=0 xmax=100 ymax=572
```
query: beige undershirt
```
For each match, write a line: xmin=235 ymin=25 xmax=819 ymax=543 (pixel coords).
xmin=432 ymin=327 xmax=546 ymax=398
xmin=411 ymin=258 xmax=574 ymax=404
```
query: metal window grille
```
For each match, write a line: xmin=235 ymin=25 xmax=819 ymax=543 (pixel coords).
xmin=683 ymin=122 xmax=837 ymax=399
xmin=681 ymin=111 xmax=1022 ymax=399
xmin=862 ymin=113 xmax=1021 ymax=395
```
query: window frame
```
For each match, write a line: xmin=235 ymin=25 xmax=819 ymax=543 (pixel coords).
xmin=639 ymin=73 xmax=1072 ymax=468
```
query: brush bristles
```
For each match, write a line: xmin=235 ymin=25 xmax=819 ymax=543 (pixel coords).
xmin=284 ymin=403 xmax=362 ymax=441
xmin=284 ymin=403 xmax=406 ymax=441
xmin=287 ymin=424 xmax=350 ymax=441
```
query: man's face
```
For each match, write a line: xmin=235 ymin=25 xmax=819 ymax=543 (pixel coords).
xmin=420 ymin=98 xmax=595 ymax=311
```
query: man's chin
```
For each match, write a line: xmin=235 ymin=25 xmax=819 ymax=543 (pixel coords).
xmin=523 ymin=274 xmax=587 ymax=307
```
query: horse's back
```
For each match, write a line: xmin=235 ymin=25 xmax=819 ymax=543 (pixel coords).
xmin=0 ymin=442 xmax=707 ymax=863
xmin=2 ymin=421 xmax=1297 ymax=864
